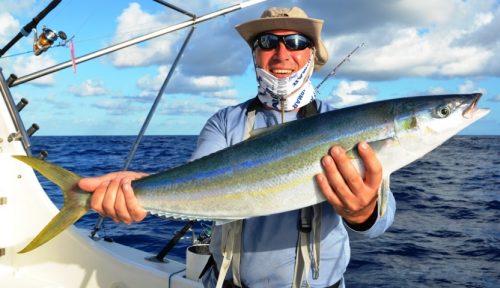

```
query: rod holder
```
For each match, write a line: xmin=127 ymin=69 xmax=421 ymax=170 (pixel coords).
xmin=37 ymin=150 xmax=48 ymax=160
xmin=7 ymin=131 xmax=21 ymax=142
xmin=6 ymin=74 xmax=17 ymax=87
xmin=16 ymin=98 xmax=28 ymax=112
xmin=26 ymin=123 xmax=39 ymax=137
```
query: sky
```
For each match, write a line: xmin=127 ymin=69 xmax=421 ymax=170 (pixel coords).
xmin=0 ymin=0 xmax=499 ymax=136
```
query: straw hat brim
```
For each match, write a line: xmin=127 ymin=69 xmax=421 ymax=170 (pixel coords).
xmin=235 ymin=17 xmax=328 ymax=70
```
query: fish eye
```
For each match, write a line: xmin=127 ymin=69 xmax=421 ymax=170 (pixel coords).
xmin=434 ymin=105 xmax=451 ymax=118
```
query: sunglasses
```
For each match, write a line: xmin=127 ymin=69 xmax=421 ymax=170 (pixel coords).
xmin=253 ymin=33 xmax=313 ymax=51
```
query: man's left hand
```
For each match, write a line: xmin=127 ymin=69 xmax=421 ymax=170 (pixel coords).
xmin=315 ymin=142 xmax=382 ymax=226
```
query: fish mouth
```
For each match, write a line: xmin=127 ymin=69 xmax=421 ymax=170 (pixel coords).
xmin=463 ymin=93 xmax=489 ymax=119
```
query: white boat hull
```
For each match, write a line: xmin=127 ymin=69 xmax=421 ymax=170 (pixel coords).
xmin=0 ymin=85 xmax=202 ymax=288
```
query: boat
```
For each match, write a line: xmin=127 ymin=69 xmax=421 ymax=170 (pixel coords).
xmin=0 ymin=1 xmax=267 ymax=287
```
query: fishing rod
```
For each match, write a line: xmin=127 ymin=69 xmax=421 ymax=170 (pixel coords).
xmin=0 ymin=0 xmax=62 ymax=58
xmin=9 ymin=0 xmax=268 ymax=87
xmin=315 ymin=42 xmax=365 ymax=91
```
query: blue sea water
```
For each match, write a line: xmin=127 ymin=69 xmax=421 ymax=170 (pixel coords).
xmin=31 ymin=135 xmax=499 ymax=287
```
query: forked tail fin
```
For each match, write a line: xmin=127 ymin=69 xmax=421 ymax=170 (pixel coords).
xmin=13 ymin=155 xmax=91 ymax=253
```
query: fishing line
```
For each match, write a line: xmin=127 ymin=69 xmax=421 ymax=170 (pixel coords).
xmin=0 ymin=39 xmax=75 ymax=60
xmin=0 ymin=50 xmax=34 ymax=59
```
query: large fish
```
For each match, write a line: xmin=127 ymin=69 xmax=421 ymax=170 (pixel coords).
xmin=15 ymin=93 xmax=489 ymax=253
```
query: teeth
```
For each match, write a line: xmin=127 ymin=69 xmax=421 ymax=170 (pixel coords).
xmin=273 ymin=69 xmax=293 ymax=74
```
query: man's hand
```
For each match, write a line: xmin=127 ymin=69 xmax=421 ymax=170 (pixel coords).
xmin=316 ymin=142 xmax=382 ymax=226
xmin=78 ymin=171 xmax=148 ymax=224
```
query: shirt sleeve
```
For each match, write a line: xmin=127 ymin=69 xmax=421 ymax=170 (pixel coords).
xmin=190 ymin=110 xmax=229 ymax=161
xmin=344 ymin=187 xmax=396 ymax=240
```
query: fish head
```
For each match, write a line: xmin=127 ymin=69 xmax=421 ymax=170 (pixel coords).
xmin=383 ymin=93 xmax=489 ymax=172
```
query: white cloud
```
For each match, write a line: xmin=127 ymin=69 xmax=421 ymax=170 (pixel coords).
xmin=161 ymin=97 xmax=239 ymax=116
xmin=173 ymin=74 xmax=235 ymax=95
xmin=10 ymin=55 xmax=57 ymax=86
xmin=2 ymin=0 xmax=36 ymax=13
xmin=107 ymin=0 xmax=250 ymax=74
xmin=328 ymin=24 xmax=494 ymax=80
xmin=317 ymin=0 xmax=500 ymax=80
xmin=387 ymin=0 xmax=457 ymax=25
xmin=109 ymin=3 xmax=180 ymax=67
xmin=92 ymin=100 xmax=126 ymax=110
xmin=68 ymin=80 xmax=110 ymax=97
xmin=0 ymin=12 xmax=19 ymax=45
xmin=137 ymin=65 xmax=171 ymax=90
xmin=162 ymin=101 xmax=216 ymax=115
xmin=191 ymin=76 xmax=231 ymax=90
xmin=327 ymin=80 xmax=376 ymax=108
xmin=45 ymin=94 xmax=72 ymax=109
xmin=210 ymin=98 xmax=239 ymax=107
xmin=136 ymin=65 xmax=235 ymax=97
xmin=209 ymin=89 xmax=238 ymax=99
xmin=90 ymin=98 xmax=144 ymax=116
xmin=458 ymin=80 xmax=476 ymax=94
xmin=473 ymin=12 xmax=494 ymax=29
xmin=91 ymin=99 xmax=143 ymax=115
xmin=458 ymin=80 xmax=486 ymax=95
xmin=428 ymin=86 xmax=448 ymax=95
xmin=490 ymin=95 xmax=500 ymax=102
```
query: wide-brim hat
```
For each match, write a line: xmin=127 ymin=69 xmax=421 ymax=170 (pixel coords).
xmin=235 ymin=6 xmax=328 ymax=71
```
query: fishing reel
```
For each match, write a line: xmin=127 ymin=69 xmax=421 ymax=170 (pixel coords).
xmin=33 ymin=26 xmax=67 ymax=56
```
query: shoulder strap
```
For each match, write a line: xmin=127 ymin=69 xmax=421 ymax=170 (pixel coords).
xmin=217 ymin=221 xmax=243 ymax=288
xmin=293 ymin=205 xmax=322 ymax=288
xmin=245 ymin=96 xmax=263 ymax=115
xmin=215 ymin=101 xmax=259 ymax=288
xmin=293 ymin=101 xmax=321 ymax=288
xmin=298 ymin=100 xmax=319 ymax=119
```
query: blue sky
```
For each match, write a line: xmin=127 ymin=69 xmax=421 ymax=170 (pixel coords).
xmin=1 ymin=0 xmax=499 ymax=135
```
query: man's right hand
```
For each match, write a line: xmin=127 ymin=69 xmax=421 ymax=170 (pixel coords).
xmin=78 ymin=171 xmax=148 ymax=224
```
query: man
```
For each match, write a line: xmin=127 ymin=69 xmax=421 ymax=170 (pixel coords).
xmin=79 ymin=7 xmax=395 ymax=288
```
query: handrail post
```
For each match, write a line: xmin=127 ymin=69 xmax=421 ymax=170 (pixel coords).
xmin=90 ymin=27 xmax=196 ymax=239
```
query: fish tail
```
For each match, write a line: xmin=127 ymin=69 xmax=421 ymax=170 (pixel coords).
xmin=13 ymin=155 xmax=90 ymax=253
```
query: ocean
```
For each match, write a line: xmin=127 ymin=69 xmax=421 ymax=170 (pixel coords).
xmin=31 ymin=135 xmax=499 ymax=287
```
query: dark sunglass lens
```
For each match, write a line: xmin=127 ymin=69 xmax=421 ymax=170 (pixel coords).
xmin=284 ymin=35 xmax=311 ymax=50
xmin=259 ymin=34 xmax=279 ymax=49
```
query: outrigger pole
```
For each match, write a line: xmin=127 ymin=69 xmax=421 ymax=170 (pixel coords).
xmin=9 ymin=0 xmax=268 ymax=87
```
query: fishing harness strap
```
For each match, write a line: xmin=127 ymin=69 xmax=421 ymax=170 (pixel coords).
xmin=216 ymin=97 xmax=321 ymax=288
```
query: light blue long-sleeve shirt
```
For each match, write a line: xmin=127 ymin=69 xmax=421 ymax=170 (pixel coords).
xmin=192 ymin=98 xmax=396 ymax=287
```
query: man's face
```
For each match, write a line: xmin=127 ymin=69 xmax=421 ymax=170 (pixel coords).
xmin=254 ymin=30 xmax=312 ymax=79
